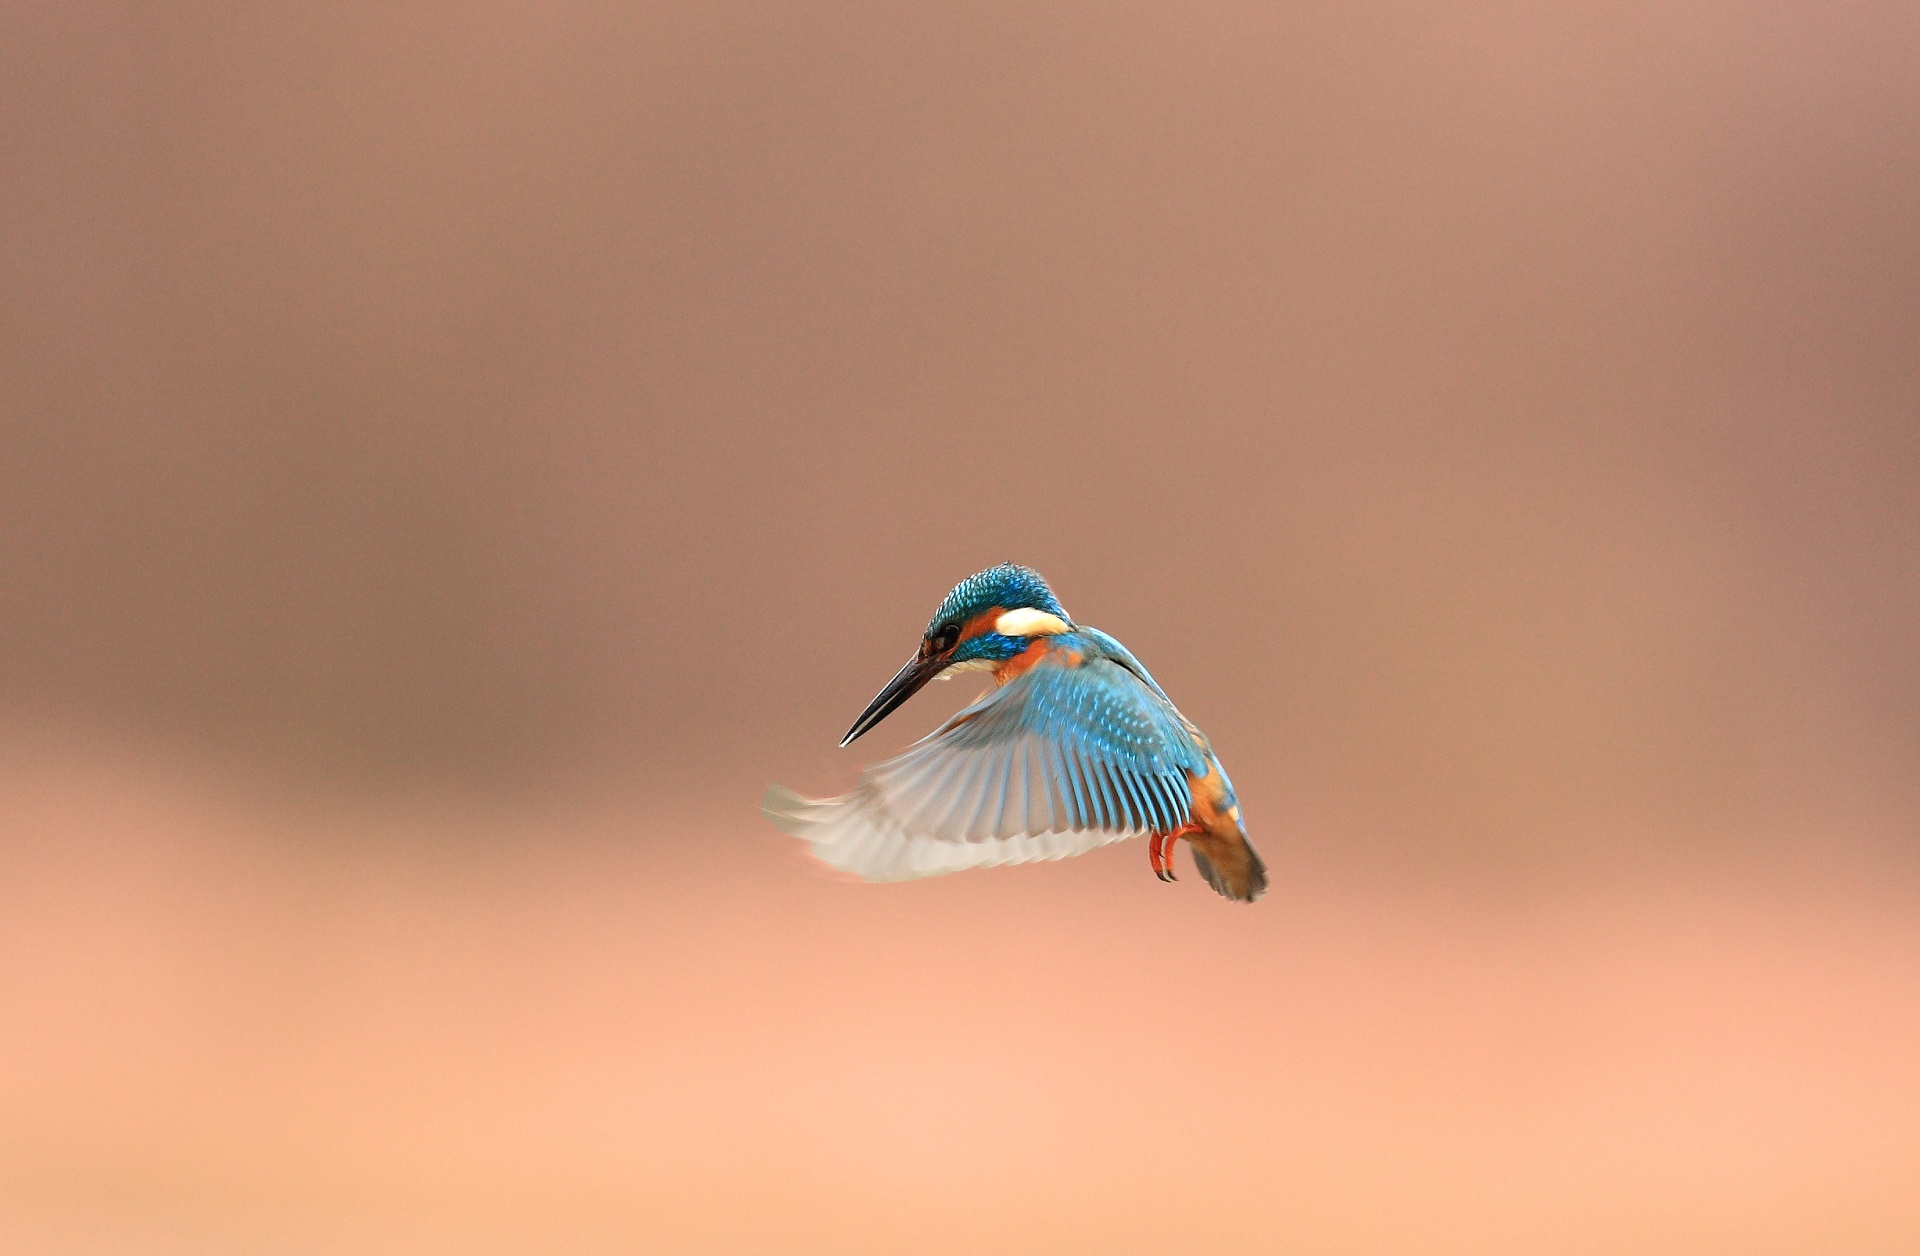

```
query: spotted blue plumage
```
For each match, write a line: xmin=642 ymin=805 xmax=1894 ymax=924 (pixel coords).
xmin=763 ymin=563 xmax=1266 ymax=899
xmin=927 ymin=563 xmax=1068 ymax=635
xmin=767 ymin=630 xmax=1214 ymax=879
xmin=873 ymin=632 xmax=1206 ymax=839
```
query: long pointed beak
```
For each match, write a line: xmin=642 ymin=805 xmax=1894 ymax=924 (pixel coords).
xmin=841 ymin=652 xmax=943 ymax=746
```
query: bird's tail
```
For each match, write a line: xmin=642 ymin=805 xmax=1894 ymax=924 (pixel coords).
xmin=1190 ymin=831 xmax=1267 ymax=902
xmin=1183 ymin=752 xmax=1267 ymax=902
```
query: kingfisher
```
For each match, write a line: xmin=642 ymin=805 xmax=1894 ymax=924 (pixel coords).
xmin=763 ymin=564 xmax=1267 ymax=901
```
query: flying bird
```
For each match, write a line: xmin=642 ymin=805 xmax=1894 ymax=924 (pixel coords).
xmin=763 ymin=564 xmax=1267 ymax=901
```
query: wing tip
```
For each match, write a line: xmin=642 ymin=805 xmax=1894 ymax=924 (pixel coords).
xmin=761 ymin=782 xmax=816 ymax=838
xmin=763 ymin=781 xmax=1143 ymax=885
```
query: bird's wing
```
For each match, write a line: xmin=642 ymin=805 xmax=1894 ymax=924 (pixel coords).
xmin=765 ymin=653 xmax=1206 ymax=883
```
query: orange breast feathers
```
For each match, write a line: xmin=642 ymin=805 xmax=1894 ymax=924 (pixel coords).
xmin=993 ymin=636 xmax=1082 ymax=685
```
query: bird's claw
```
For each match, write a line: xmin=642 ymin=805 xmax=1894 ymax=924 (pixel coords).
xmin=1149 ymin=831 xmax=1177 ymax=882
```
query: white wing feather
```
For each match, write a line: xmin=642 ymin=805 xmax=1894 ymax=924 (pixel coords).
xmin=763 ymin=782 xmax=1135 ymax=881
xmin=764 ymin=652 xmax=1202 ymax=883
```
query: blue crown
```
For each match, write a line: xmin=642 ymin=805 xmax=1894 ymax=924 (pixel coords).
xmin=927 ymin=564 xmax=1069 ymax=633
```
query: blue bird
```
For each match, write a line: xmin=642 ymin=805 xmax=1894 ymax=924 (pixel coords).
xmin=764 ymin=564 xmax=1267 ymax=901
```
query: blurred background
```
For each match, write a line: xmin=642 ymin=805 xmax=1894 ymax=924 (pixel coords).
xmin=3 ymin=1 xmax=1917 ymax=1251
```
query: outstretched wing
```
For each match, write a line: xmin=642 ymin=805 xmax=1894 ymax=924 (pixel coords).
xmin=765 ymin=651 xmax=1206 ymax=883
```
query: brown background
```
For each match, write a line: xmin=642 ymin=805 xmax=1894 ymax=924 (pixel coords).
xmin=3 ymin=2 xmax=1917 ymax=1252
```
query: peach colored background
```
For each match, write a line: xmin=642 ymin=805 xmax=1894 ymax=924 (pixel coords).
xmin=3 ymin=2 xmax=1916 ymax=1252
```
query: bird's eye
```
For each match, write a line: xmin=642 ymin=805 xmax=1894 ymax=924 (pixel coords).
xmin=931 ymin=624 xmax=961 ymax=652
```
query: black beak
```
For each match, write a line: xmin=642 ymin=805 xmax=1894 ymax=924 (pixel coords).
xmin=841 ymin=652 xmax=944 ymax=746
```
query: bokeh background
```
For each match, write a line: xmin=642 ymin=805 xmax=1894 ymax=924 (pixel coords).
xmin=4 ymin=1 xmax=1918 ymax=1252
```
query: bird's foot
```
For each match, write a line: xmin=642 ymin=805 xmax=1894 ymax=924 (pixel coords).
xmin=1149 ymin=825 xmax=1201 ymax=882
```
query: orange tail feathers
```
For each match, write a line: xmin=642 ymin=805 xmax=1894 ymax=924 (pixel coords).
xmin=1180 ymin=752 xmax=1268 ymax=902
xmin=1188 ymin=826 xmax=1267 ymax=902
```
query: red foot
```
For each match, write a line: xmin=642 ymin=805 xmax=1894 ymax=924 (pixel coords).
xmin=1149 ymin=825 xmax=1202 ymax=883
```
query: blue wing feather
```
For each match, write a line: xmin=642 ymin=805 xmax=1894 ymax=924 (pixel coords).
xmin=802 ymin=644 xmax=1203 ymax=856
xmin=764 ymin=626 xmax=1229 ymax=885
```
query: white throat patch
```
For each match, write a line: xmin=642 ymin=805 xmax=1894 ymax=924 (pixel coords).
xmin=935 ymin=658 xmax=998 ymax=681
xmin=994 ymin=608 xmax=1071 ymax=637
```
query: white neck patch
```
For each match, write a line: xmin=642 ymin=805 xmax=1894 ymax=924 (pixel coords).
xmin=994 ymin=608 xmax=1071 ymax=637
xmin=935 ymin=657 xmax=998 ymax=680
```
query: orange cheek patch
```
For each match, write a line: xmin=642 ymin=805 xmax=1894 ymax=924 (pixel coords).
xmin=957 ymin=606 xmax=1007 ymax=642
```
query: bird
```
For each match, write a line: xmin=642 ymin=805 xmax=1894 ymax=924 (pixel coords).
xmin=763 ymin=564 xmax=1267 ymax=902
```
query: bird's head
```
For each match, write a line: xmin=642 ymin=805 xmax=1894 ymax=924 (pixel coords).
xmin=841 ymin=563 xmax=1073 ymax=746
